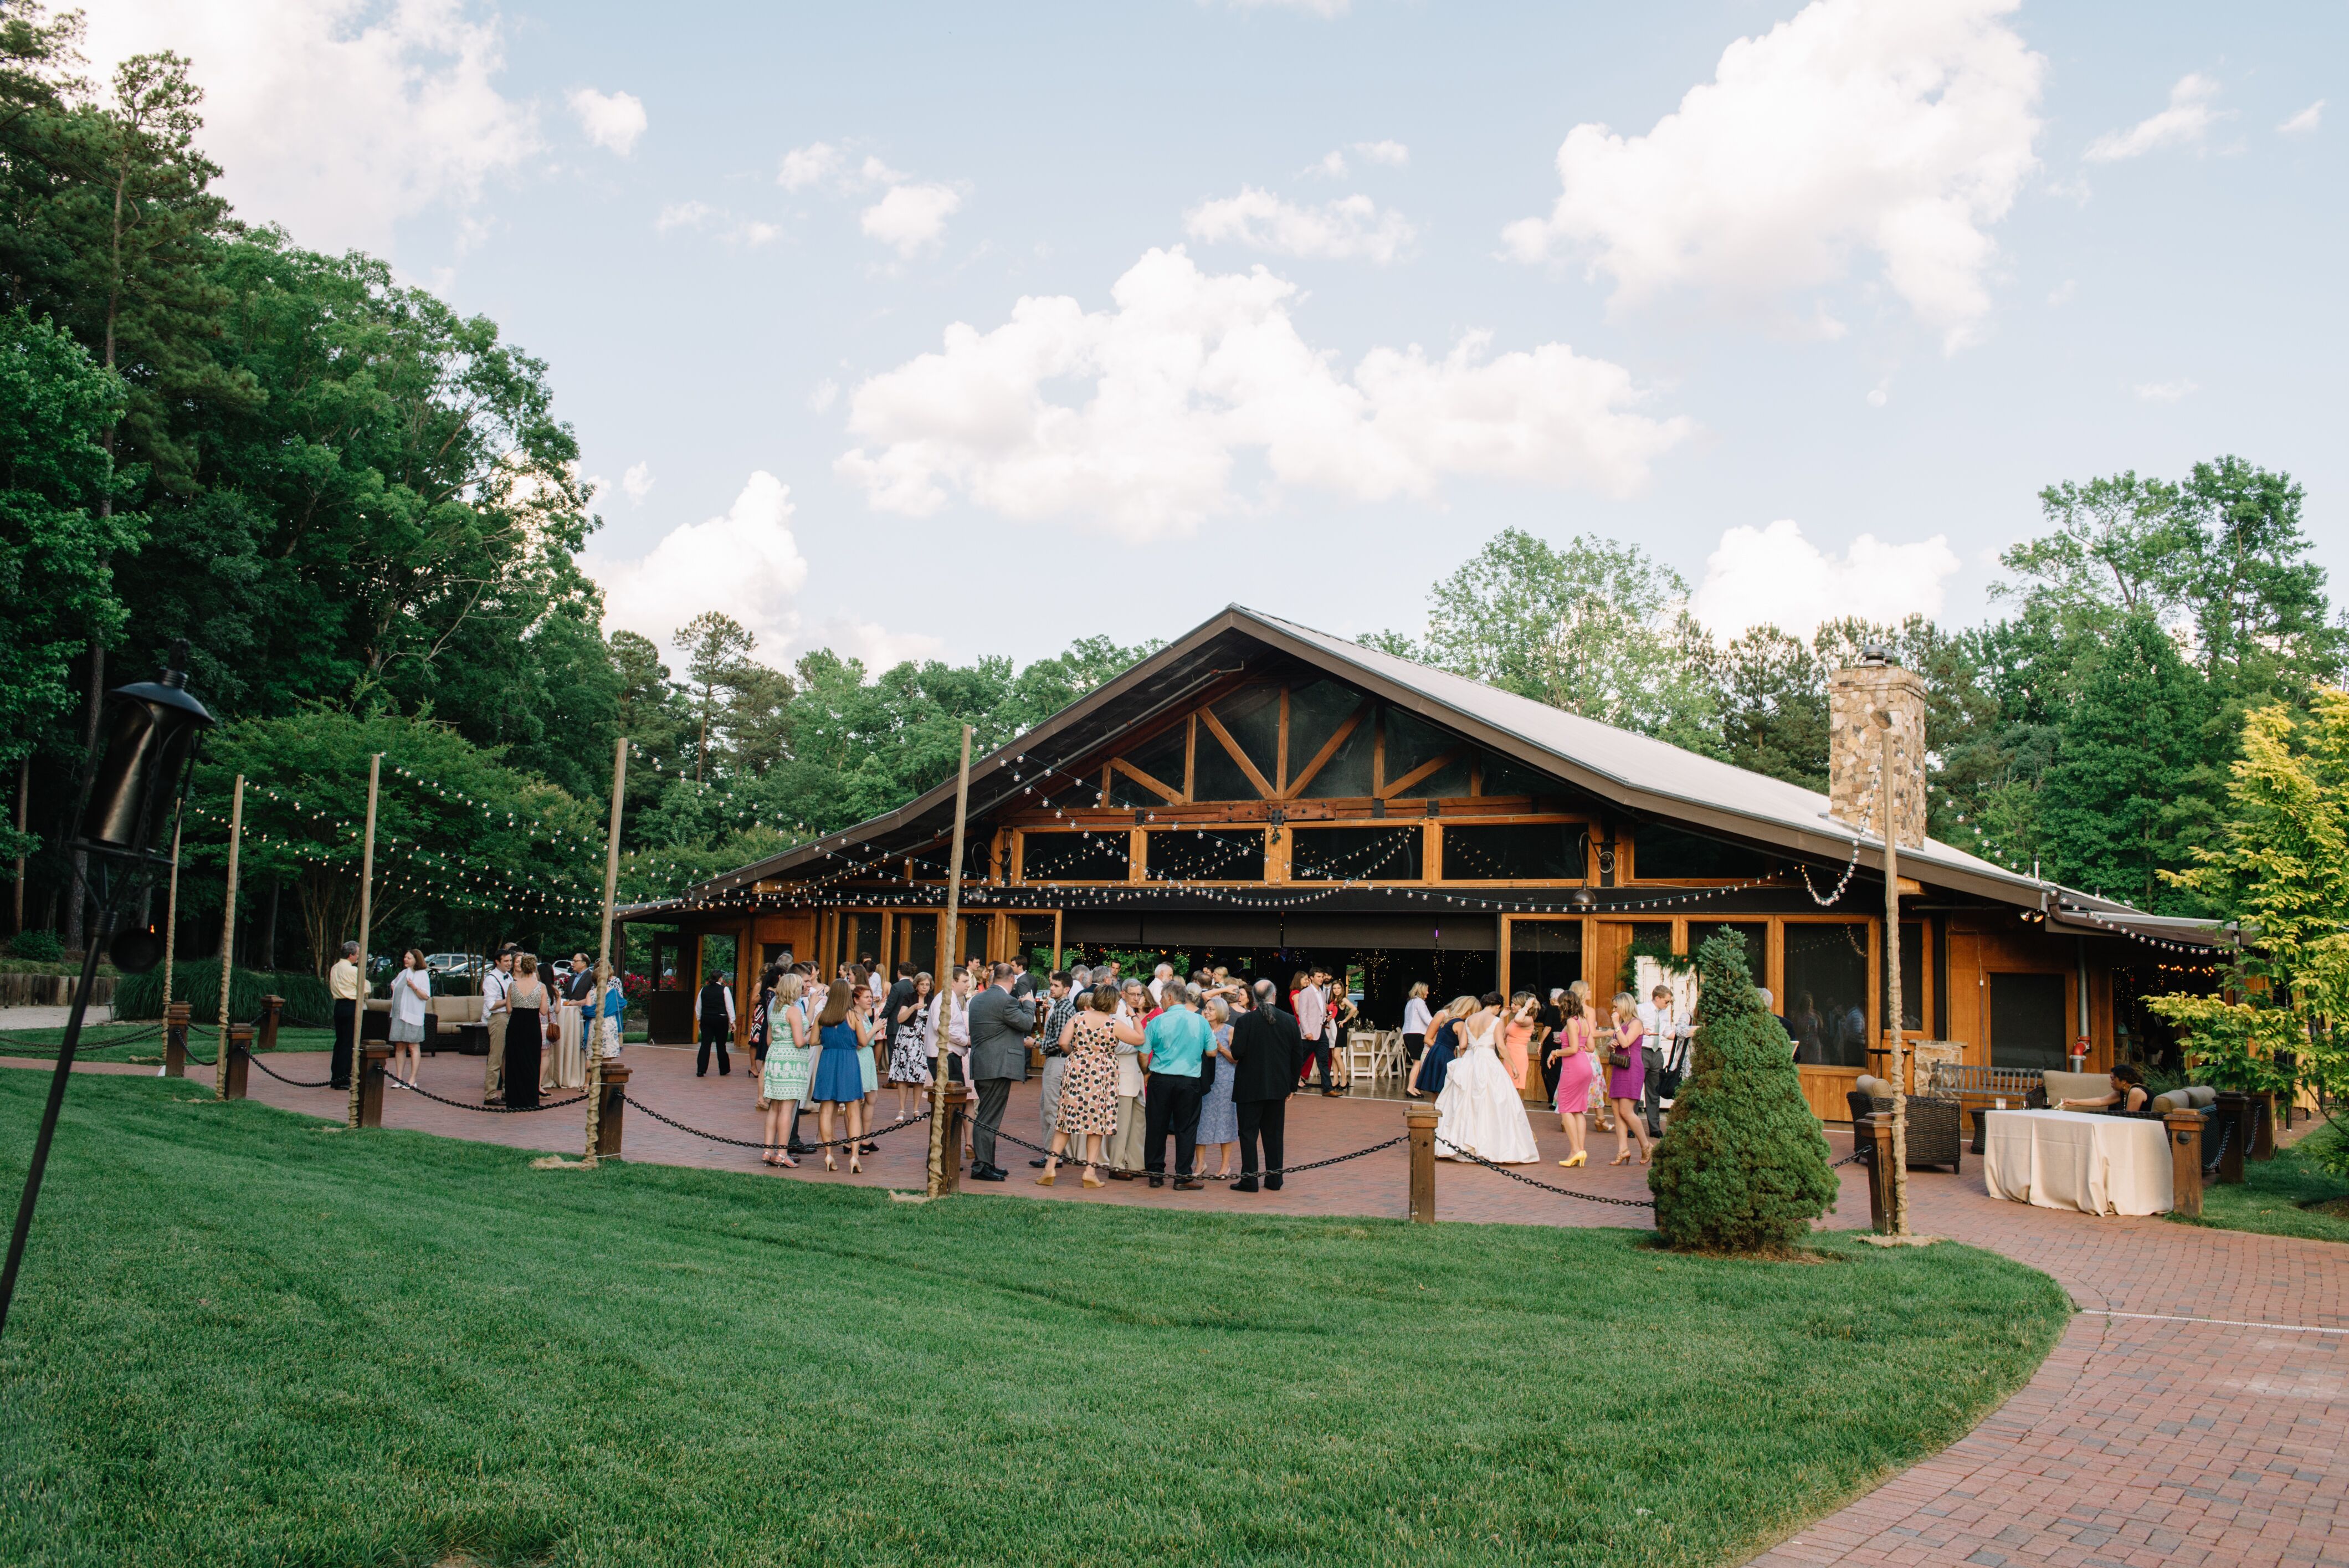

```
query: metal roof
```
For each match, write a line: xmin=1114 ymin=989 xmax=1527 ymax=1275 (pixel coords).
xmin=635 ymin=603 xmax=2209 ymax=930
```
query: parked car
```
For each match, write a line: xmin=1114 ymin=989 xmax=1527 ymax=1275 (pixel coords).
xmin=424 ymin=952 xmax=482 ymax=978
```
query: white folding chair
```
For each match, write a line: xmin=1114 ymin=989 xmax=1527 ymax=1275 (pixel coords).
xmin=1346 ymin=1030 xmax=1383 ymax=1086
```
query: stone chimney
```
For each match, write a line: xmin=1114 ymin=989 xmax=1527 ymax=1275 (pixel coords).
xmin=1827 ymin=647 xmax=1927 ymax=849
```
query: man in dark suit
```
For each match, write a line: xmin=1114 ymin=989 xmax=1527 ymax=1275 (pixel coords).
xmin=964 ymin=961 xmax=1039 ymax=1181
xmin=696 ymin=971 xmax=735 ymax=1076
xmin=1226 ymin=978 xmax=1302 ymax=1192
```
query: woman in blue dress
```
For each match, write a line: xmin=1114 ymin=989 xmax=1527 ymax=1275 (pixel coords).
xmin=1193 ymin=993 xmax=1240 ymax=1178
xmin=1407 ymin=996 xmax=1472 ymax=1099
xmin=809 ymin=979 xmax=871 ymax=1173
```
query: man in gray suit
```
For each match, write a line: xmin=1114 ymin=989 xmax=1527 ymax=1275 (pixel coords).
xmin=965 ymin=960 xmax=1039 ymax=1181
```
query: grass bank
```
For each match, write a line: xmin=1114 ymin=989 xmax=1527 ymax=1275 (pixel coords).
xmin=2177 ymin=1118 xmax=2349 ymax=1246
xmin=0 ymin=1073 xmax=2069 ymax=1567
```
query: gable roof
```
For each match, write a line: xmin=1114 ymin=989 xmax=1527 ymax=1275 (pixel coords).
xmin=648 ymin=604 xmax=2177 ymax=923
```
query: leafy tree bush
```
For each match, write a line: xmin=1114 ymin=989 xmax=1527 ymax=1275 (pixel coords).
xmin=9 ymin=928 xmax=63 ymax=962
xmin=114 ymin=963 xmax=335 ymax=1027
xmin=1650 ymin=932 xmax=1838 ymax=1255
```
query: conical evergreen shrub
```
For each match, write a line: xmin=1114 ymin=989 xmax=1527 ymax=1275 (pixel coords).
xmin=1649 ymin=931 xmax=1838 ymax=1254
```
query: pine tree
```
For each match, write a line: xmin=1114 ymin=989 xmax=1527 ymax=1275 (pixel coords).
xmin=1650 ymin=931 xmax=1838 ymax=1255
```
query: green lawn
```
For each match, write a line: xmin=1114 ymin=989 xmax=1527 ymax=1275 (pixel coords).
xmin=0 ymin=1073 xmax=2069 ymax=1568
xmin=2178 ymin=1119 xmax=2349 ymax=1245
xmin=0 ymin=1022 xmax=337 ymax=1058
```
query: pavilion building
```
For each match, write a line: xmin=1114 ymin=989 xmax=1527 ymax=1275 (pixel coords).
xmin=623 ymin=607 xmax=2219 ymax=1120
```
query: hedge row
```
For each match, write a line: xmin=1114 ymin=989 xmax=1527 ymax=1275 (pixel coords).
xmin=115 ymin=964 xmax=337 ymax=1027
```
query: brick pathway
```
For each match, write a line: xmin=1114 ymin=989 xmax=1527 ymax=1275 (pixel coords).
xmin=10 ymin=1046 xmax=2343 ymax=1567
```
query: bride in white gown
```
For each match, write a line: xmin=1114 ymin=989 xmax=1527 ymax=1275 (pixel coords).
xmin=1434 ymin=998 xmax=1541 ymax=1164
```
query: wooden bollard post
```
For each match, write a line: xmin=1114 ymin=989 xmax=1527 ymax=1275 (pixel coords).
xmin=2212 ymin=1092 xmax=2250 ymax=1185
xmin=357 ymin=1044 xmax=390 ymax=1128
xmin=932 ymin=1083 xmax=970 ymax=1196
xmin=1406 ymin=1104 xmax=1439 ymax=1223
xmin=1864 ymin=1112 xmax=1896 ymax=1233
xmin=222 ymin=1023 xmax=253 ymax=1100
xmin=2163 ymin=1108 xmax=2205 ymax=1218
xmin=258 ymin=995 xmax=284 ymax=1057
xmin=163 ymin=1002 xmax=191 ymax=1078
xmin=2250 ymin=1090 xmax=2276 ymax=1161
xmin=594 ymin=1062 xmax=632 ymax=1157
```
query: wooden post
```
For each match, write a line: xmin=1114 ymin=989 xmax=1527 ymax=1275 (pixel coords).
xmin=358 ymin=1044 xmax=390 ymax=1128
xmin=258 ymin=995 xmax=283 ymax=1057
xmin=1875 ymin=717 xmax=1909 ymax=1235
xmin=2250 ymin=1090 xmax=2276 ymax=1161
xmin=222 ymin=1023 xmax=252 ymax=1101
xmin=1406 ymin=1103 xmax=1439 ymax=1222
xmin=2212 ymin=1091 xmax=2249 ymax=1185
xmin=1860 ymin=1111 xmax=1897 ymax=1233
xmin=159 ymin=812 xmax=182 ymax=1017
xmin=584 ymin=737 xmax=628 ymax=1167
xmin=346 ymin=755 xmax=380 ymax=1129
xmin=212 ymin=776 xmax=244 ymax=1102
xmin=926 ymin=726 xmax=975 ymax=1199
xmin=163 ymin=1001 xmax=189 ymax=1078
xmin=933 ymin=1083 xmax=968 ymax=1195
xmin=2163 ymin=1108 xmax=2205 ymax=1218
xmin=594 ymin=1061 xmax=632 ymax=1157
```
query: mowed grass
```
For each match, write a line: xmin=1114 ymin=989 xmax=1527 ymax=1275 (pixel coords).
xmin=0 ymin=1073 xmax=2069 ymax=1568
xmin=2181 ymin=1120 xmax=2349 ymax=1246
xmin=0 ymin=1022 xmax=337 ymax=1055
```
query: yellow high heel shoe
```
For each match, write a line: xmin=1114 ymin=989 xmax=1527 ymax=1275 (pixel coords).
xmin=1557 ymin=1151 xmax=1587 ymax=1169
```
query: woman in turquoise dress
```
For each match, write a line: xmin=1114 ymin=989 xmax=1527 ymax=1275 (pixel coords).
xmin=809 ymin=979 xmax=871 ymax=1173
xmin=851 ymin=980 xmax=881 ymax=1155
xmin=761 ymin=973 xmax=813 ymax=1168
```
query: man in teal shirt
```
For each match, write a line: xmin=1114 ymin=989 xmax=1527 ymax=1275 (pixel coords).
xmin=1141 ymin=982 xmax=1212 ymax=1190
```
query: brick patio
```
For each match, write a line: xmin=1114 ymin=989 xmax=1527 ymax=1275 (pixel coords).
xmin=11 ymin=1044 xmax=2343 ymax=1568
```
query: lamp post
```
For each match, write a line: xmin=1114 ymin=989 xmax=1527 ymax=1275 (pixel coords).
xmin=0 ymin=642 xmax=212 ymax=1338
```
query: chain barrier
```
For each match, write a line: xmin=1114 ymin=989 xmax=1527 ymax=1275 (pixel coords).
xmin=984 ymin=1122 xmax=1411 ymax=1182
xmin=623 ymin=1095 xmax=931 ymax=1153
xmin=242 ymin=1048 xmax=335 ymax=1089
xmin=383 ymin=1076 xmax=587 ymax=1113
xmin=1433 ymin=1135 xmax=1658 ymax=1207
xmin=0 ymin=1022 xmax=163 ymax=1054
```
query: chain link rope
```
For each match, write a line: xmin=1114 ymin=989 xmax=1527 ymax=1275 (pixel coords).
xmin=383 ymin=1076 xmax=587 ymax=1113
xmin=983 ymin=1122 xmax=1410 ymax=1182
xmin=623 ymin=1095 xmax=931 ymax=1153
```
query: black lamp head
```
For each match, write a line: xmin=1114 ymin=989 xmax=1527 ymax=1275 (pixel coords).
xmin=108 ymin=924 xmax=166 ymax=973
xmin=78 ymin=639 xmax=213 ymax=861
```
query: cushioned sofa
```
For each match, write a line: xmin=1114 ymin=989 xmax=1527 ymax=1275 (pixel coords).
xmin=1844 ymin=1074 xmax=1964 ymax=1173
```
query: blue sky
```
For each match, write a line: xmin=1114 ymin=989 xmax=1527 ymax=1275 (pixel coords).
xmin=91 ymin=1 xmax=2345 ymax=672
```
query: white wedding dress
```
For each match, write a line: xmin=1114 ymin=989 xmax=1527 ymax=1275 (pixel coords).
xmin=1434 ymin=1020 xmax=1541 ymax=1164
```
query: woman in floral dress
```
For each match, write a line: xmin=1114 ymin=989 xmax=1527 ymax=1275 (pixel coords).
xmin=1038 ymin=984 xmax=1136 ymax=1190
xmin=887 ymin=971 xmax=935 ymax=1121
xmin=760 ymin=973 xmax=813 ymax=1167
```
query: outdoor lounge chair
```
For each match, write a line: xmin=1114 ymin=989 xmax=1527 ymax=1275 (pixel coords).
xmin=1846 ymin=1074 xmax=1963 ymax=1173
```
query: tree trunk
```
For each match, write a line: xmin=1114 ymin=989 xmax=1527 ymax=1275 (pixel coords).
xmin=10 ymin=754 xmax=25 ymax=934
xmin=63 ymin=640 xmax=102 ymax=952
xmin=261 ymin=879 xmax=279 ymax=970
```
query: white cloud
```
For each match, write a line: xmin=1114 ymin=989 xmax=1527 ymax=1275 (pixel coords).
xmin=778 ymin=141 xmax=844 ymax=190
xmin=1309 ymin=149 xmax=1350 ymax=178
xmin=834 ymin=245 xmax=1690 ymax=541
xmin=1186 ymin=187 xmax=1416 ymax=264
xmin=861 ymin=181 xmax=962 ymax=257
xmin=82 ymin=0 xmax=540 ymax=257
xmin=2132 ymin=377 xmax=2198 ymax=403
xmin=621 ymin=461 xmax=654 ymax=503
xmin=1354 ymin=139 xmax=1409 ymax=167
xmin=2276 ymin=100 xmax=2324 ymax=138
xmin=1501 ymin=0 xmax=2043 ymax=354
xmin=794 ymin=616 xmax=947 ymax=669
xmin=859 ymin=154 xmax=909 ymax=186
xmin=583 ymin=472 xmax=811 ymax=664
xmin=2047 ymin=278 xmax=2077 ymax=305
xmin=809 ymin=379 xmax=840 ymax=413
xmin=654 ymin=201 xmax=776 ymax=246
xmin=1689 ymin=519 xmax=1961 ymax=638
xmin=655 ymin=200 xmax=713 ymax=232
xmin=1866 ymin=380 xmax=1889 ymax=407
xmin=2084 ymin=74 xmax=2223 ymax=162
xmin=567 ymin=86 xmax=645 ymax=155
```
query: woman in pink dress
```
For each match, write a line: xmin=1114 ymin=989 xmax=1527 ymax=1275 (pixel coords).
xmin=1605 ymin=991 xmax=1654 ymax=1166
xmin=1500 ymin=992 xmax=1538 ymax=1092
xmin=1546 ymin=981 xmax=1597 ymax=1168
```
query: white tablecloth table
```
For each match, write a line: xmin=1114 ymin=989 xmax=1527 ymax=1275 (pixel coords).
xmin=1980 ymin=1108 xmax=2173 ymax=1216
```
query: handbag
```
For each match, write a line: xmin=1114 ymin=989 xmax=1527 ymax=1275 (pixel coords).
xmin=1606 ymin=1048 xmax=1632 ymax=1071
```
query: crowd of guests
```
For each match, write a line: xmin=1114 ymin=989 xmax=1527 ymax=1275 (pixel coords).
xmin=321 ymin=940 xmax=623 ymax=1104
xmin=725 ymin=956 xmax=1361 ymax=1191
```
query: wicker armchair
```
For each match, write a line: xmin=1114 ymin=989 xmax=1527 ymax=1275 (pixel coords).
xmin=1845 ymin=1075 xmax=1963 ymax=1173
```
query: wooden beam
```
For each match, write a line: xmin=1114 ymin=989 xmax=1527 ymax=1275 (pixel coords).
xmin=1110 ymin=755 xmax=1183 ymax=803
xmin=1279 ymin=704 xmax=1363 ymax=800
xmin=1371 ymin=706 xmax=1386 ymax=795
xmin=1378 ymin=745 xmax=1463 ymax=800
xmin=1197 ymin=706 xmax=1276 ymax=800
xmin=1183 ymin=715 xmax=1196 ymax=801
xmin=1276 ymin=686 xmax=1290 ymax=795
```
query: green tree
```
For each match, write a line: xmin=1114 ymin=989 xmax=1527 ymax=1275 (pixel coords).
xmin=1649 ymin=931 xmax=1839 ymax=1254
xmin=2038 ymin=614 xmax=2213 ymax=910
xmin=676 ymin=611 xmax=756 ymax=783
xmin=0 ymin=306 xmax=135 ymax=860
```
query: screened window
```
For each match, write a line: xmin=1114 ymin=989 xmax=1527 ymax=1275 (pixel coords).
xmin=1633 ymin=826 xmax=1773 ymax=880
xmin=1509 ymin=919 xmax=1583 ymax=1003
xmin=1289 ymin=824 xmax=1424 ymax=882
xmin=1192 ymin=716 xmax=1261 ymax=801
xmin=1782 ymin=922 xmax=1871 ymax=1067
xmin=1990 ymin=972 xmax=2068 ymax=1071
xmin=1020 ymin=829 xmax=1132 ymax=882
xmin=1686 ymin=921 xmax=1767 ymax=983
xmin=1120 ymin=724 xmax=1188 ymax=800
xmin=1143 ymin=828 xmax=1265 ymax=883
xmin=1438 ymin=821 xmax=1586 ymax=881
xmin=1015 ymin=915 xmax=1058 ymax=973
xmin=1107 ymin=768 xmax=1167 ymax=808
xmin=1297 ymin=710 xmax=1377 ymax=798
xmin=1211 ymin=686 xmax=1281 ymax=783
xmin=1479 ymin=756 xmax=1560 ymax=801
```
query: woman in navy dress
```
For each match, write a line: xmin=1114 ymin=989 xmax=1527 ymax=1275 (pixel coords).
xmin=809 ymin=978 xmax=871 ymax=1172
xmin=1407 ymin=996 xmax=1471 ymax=1099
